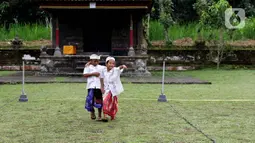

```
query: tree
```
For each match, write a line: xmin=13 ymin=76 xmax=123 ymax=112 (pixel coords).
xmin=0 ymin=1 xmax=11 ymax=30
xmin=193 ymin=0 xmax=211 ymax=17
xmin=151 ymin=0 xmax=160 ymax=20
xmin=159 ymin=0 xmax=174 ymax=45
xmin=173 ymin=0 xmax=198 ymax=23
xmin=196 ymin=0 xmax=231 ymax=69
xmin=238 ymin=0 xmax=255 ymax=17
xmin=0 ymin=0 xmax=48 ymax=30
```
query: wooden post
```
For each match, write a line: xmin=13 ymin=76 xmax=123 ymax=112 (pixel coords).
xmin=54 ymin=17 xmax=62 ymax=56
xmin=129 ymin=14 xmax=133 ymax=48
xmin=56 ymin=17 xmax=59 ymax=48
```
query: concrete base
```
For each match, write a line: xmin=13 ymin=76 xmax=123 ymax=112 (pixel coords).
xmin=128 ymin=47 xmax=135 ymax=56
xmin=53 ymin=47 xmax=62 ymax=57
xmin=19 ymin=94 xmax=28 ymax=102
xmin=158 ymin=94 xmax=167 ymax=102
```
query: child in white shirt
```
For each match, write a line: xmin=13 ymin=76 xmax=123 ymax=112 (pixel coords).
xmin=100 ymin=56 xmax=127 ymax=122
xmin=83 ymin=54 xmax=105 ymax=121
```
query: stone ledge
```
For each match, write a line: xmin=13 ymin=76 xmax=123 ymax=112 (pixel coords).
xmin=40 ymin=55 xmax=149 ymax=59
xmin=0 ymin=65 xmax=40 ymax=71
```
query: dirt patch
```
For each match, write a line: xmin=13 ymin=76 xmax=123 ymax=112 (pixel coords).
xmin=151 ymin=40 xmax=165 ymax=47
xmin=227 ymin=40 xmax=255 ymax=47
xmin=173 ymin=37 xmax=194 ymax=46
xmin=0 ymin=39 xmax=51 ymax=47
xmin=151 ymin=38 xmax=195 ymax=47
xmin=0 ymin=41 xmax=10 ymax=46
xmin=23 ymin=39 xmax=51 ymax=46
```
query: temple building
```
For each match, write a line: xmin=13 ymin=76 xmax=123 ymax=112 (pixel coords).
xmin=33 ymin=0 xmax=153 ymax=76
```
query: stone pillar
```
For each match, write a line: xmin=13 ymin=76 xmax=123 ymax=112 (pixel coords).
xmin=133 ymin=15 xmax=151 ymax=77
xmin=128 ymin=14 xmax=135 ymax=56
xmin=50 ymin=16 xmax=53 ymax=45
xmin=51 ymin=15 xmax=56 ymax=49
xmin=136 ymin=16 xmax=148 ymax=55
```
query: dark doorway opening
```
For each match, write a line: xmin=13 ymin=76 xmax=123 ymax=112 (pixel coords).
xmin=83 ymin=10 xmax=113 ymax=53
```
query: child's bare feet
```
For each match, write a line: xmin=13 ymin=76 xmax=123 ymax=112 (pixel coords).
xmin=96 ymin=117 xmax=102 ymax=121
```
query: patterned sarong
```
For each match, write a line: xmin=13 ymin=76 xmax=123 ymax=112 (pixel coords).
xmin=85 ymin=89 xmax=103 ymax=112
xmin=103 ymin=91 xmax=118 ymax=120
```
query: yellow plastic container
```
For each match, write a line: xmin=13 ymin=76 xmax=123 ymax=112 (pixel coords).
xmin=63 ymin=45 xmax=76 ymax=55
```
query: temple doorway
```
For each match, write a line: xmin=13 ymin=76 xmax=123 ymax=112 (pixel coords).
xmin=82 ymin=10 xmax=113 ymax=53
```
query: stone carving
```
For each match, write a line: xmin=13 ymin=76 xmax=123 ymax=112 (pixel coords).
xmin=149 ymin=55 xmax=195 ymax=64
xmin=134 ymin=59 xmax=151 ymax=76
xmin=40 ymin=58 xmax=54 ymax=72
xmin=40 ymin=66 xmax=48 ymax=72
xmin=149 ymin=56 xmax=157 ymax=63
xmin=142 ymin=14 xmax=151 ymax=47
xmin=10 ymin=36 xmax=23 ymax=49
xmin=136 ymin=44 xmax=147 ymax=55
xmin=140 ymin=44 xmax=147 ymax=55
xmin=40 ymin=46 xmax=48 ymax=56
xmin=135 ymin=59 xmax=146 ymax=71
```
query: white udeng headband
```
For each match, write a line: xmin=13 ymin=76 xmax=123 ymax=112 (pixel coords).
xmin=106 ymin=57 xmax=115 ymax=62
xmin=89 ymin=54 xmax=100 ymax=60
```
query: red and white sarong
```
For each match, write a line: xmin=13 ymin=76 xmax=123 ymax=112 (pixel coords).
xmin=103 ymin=91 xmax=118 ymax=120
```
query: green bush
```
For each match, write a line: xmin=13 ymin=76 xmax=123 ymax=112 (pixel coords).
xmin=149 ymin=19 xmax=255 ymax=41
xmin=0 ymin=20 xmax=254 ymax=42
xmin=233 ymin=17 xmax=255 ymax=40
xmin=0 ymin=23 xmax=50 ymax=41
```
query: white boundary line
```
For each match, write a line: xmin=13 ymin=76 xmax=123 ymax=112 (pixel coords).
xmin=122 ymin=98 xmax=255 ymax=102
xmin=32 ymin=98 xmax=255 ymax=102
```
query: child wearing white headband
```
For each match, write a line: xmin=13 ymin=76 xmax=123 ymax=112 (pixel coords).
xmin=100 ymin=56 xmax=127 ymax=122
xmin=83 ymin=54 xmax=104 ymax=121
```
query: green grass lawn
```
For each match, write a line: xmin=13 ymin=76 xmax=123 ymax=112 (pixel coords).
xmin=0 ymin=71 xmax=17 ymax=76
xmin=0 ymin=70 xmax=254 ymax=142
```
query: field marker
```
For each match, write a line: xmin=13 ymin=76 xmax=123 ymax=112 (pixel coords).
xmin=158 ymin=60 xmax=167 ymax=102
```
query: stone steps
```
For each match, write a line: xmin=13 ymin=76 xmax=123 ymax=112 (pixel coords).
xmin=40 ymin=55 xmax=151 ymax=77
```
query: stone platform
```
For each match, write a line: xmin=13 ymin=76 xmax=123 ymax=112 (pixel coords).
xmin=40 ymin=54 xmax=152 ymax=77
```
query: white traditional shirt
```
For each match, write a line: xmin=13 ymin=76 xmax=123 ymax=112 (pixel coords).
xmin=83 ymin=65 xmax=105 ymax=89
xmin=101 ymin=67 xmax=124 ymax=96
